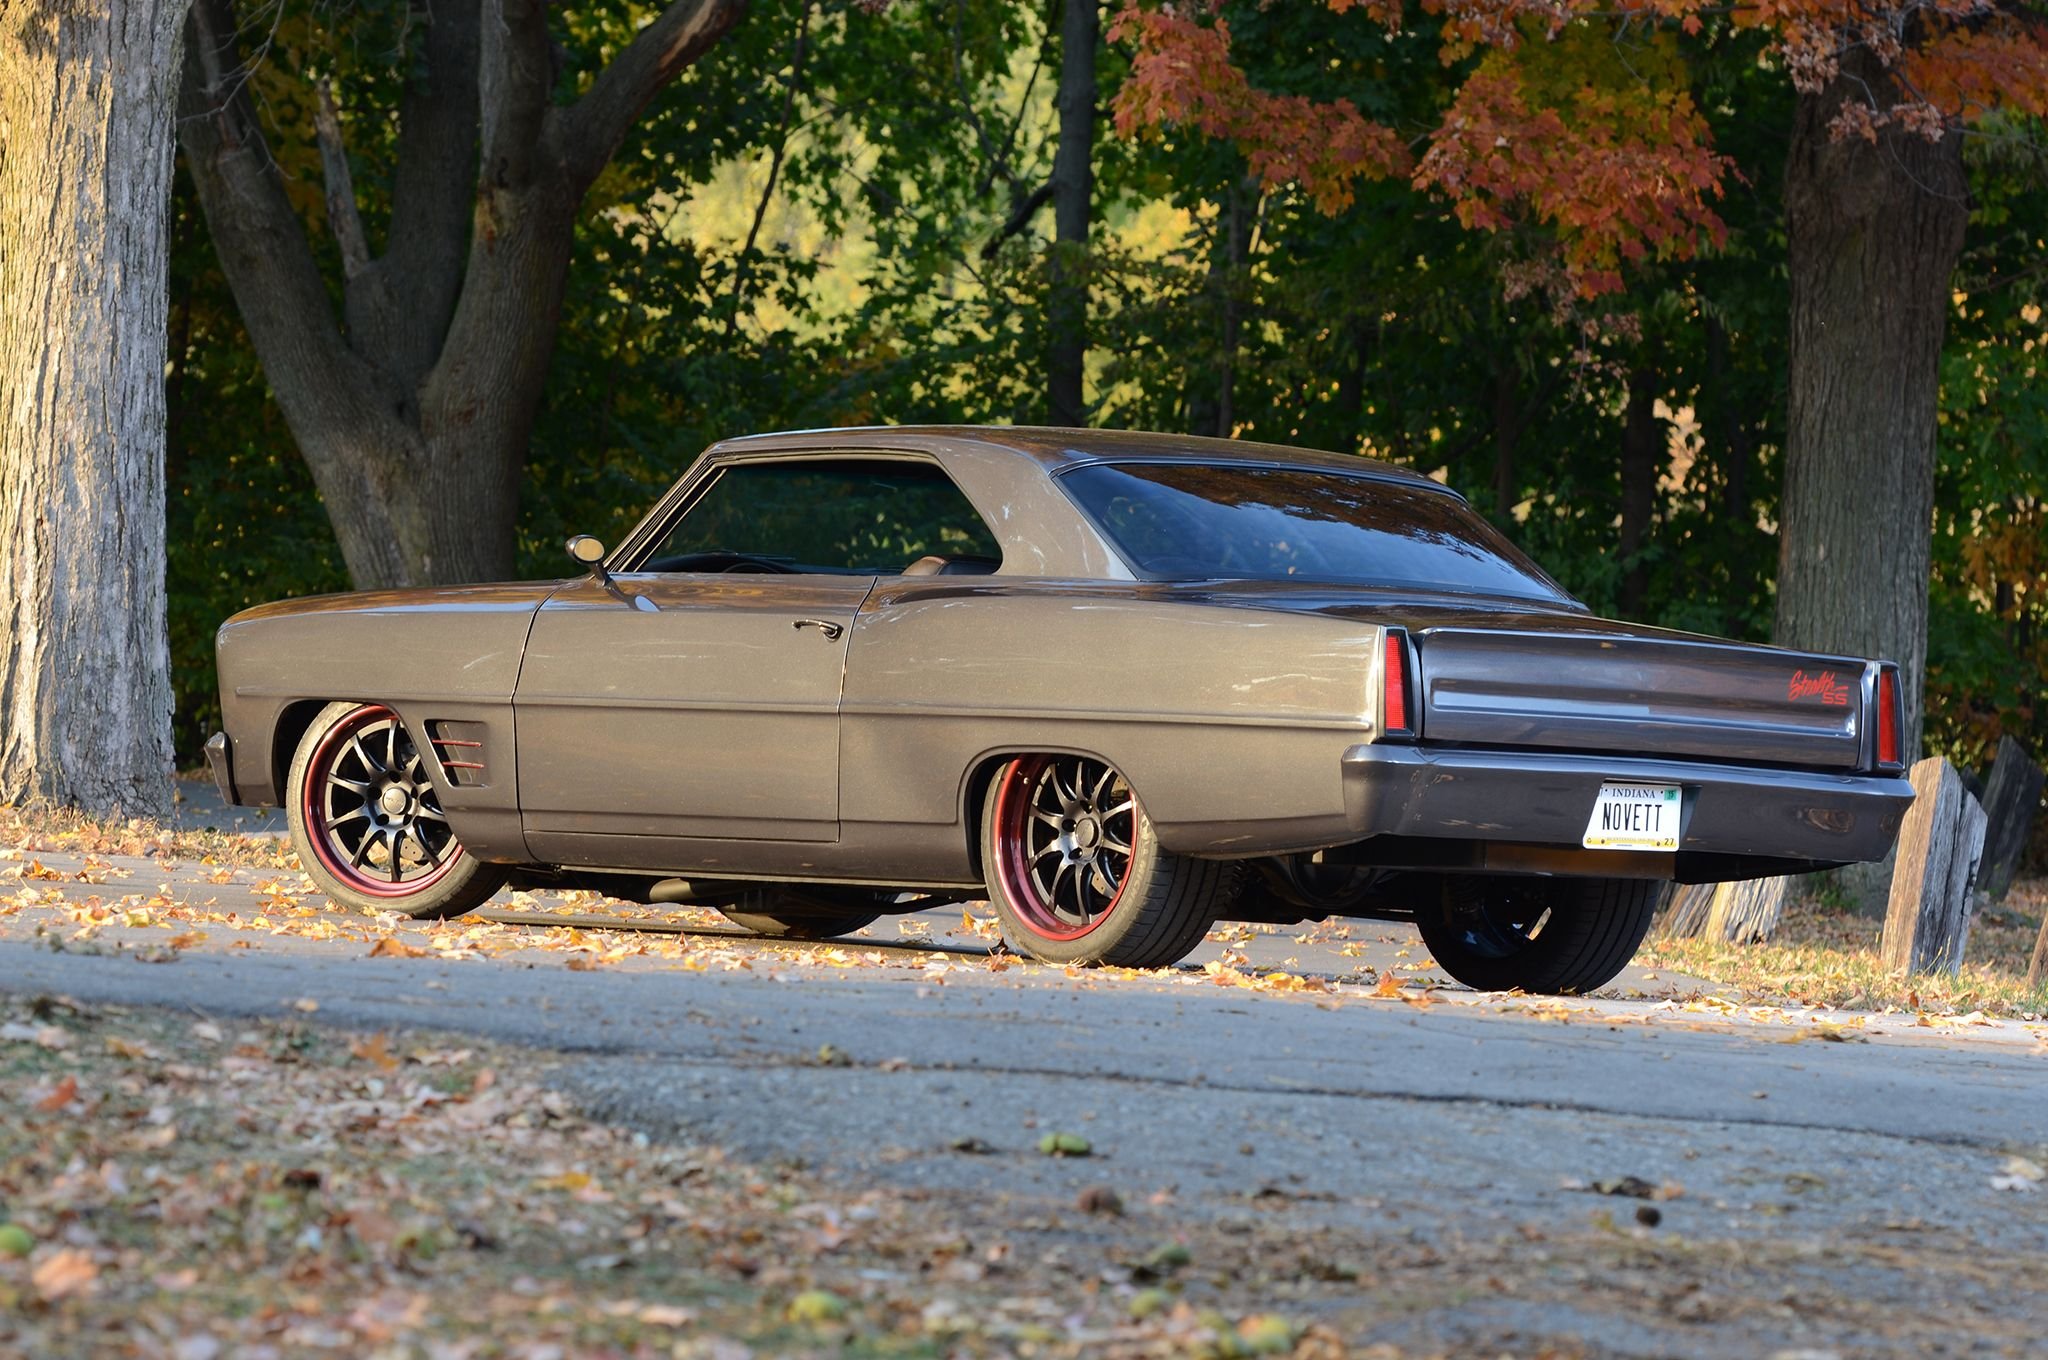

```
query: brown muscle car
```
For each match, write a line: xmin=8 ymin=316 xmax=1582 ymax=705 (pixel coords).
xmin=207 ymin=426 xmax=1915 ymax=994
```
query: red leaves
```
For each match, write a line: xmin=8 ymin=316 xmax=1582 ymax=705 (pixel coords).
xmin=1108 ymin=5 xmax=1410 ymax=214
xmin=1415 ymin=57 xmax=1731 ymax=296
xmin=1110 ymin=0 xmax=2048 ymax=296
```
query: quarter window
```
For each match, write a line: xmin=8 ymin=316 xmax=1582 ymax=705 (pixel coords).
xmin=641 ymin=458 xmax=1003 ymax=575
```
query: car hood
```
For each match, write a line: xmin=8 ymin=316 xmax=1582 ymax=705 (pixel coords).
xmin=222 ymin=580 xmax=565 ymax=629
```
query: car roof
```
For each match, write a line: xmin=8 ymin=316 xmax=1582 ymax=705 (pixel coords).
xmin=703 ymin=424 xmax=1452 ymax=493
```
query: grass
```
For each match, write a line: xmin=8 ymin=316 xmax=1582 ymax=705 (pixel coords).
xmin=1639 ymin=876 xmax=2048 ymax=1019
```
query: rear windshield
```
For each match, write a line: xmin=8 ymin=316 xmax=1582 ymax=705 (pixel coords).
xmin=1059 ymin=462 xmax=1571 ymax=601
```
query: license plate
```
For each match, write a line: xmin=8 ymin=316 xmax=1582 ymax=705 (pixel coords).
xmin=1582 ymin=782 xmax=1682 ymax=851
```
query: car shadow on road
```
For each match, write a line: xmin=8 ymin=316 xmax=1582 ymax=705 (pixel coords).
xmin=475 ymin=906 xmax=999 ymax=960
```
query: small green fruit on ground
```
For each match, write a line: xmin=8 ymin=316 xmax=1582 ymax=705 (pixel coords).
xmin=0 ymin=1224 xmax=32 ymax=1258
xmin=786 ymin=1289 xmax=848 ymax=1323
xmin=1037 ymin=1131 xmax=1092 ymax=1156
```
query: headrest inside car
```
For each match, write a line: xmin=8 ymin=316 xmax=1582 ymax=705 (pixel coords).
xmin=902 ymin=555 xmax=1000 ymax=577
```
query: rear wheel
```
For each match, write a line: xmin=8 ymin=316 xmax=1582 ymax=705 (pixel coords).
xmin=286 ymin=701 xmax=506 ymax=919
xmin=980 ymin=754 xmax=1233 ymax=968
xmin=718 ymin=887 xmax=883 ymax=940
xmin=1414 ymin=874 xmax=1659 ymax=995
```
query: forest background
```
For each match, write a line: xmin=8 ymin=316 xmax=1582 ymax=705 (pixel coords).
xmin=162 ymin=0 xmax=2046 ymax=849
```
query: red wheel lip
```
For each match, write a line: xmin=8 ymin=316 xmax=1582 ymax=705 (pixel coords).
xmin=992 ymin=756 xmax=1129 ymax=942
xmin=300 ymin=704 xmax=464 ymax=899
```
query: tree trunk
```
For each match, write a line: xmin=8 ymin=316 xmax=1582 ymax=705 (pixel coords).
xmin=1187 ymin=177 xmax=1255 ymax=439
xmin=1491 ymin=365 xmax=1519 ymax=520
xmin=1618 ymin=366 xmax=1660 ymax=618
xmin=177 ymin=0 xmax=747 ymax=588
xmin=1775 ymin=52 xmax=1970 ymax=762
xmin=0 ymin=0 xmax=185 ymax=817
xmin=1702 ymin=313 xmax=1752 ymax=521
xmin=1046 ymin=0 xmax=1097 ymax=428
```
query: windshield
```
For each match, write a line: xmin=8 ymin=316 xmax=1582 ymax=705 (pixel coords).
xmin=1059 ymin=461 xmax=1572 ymax=602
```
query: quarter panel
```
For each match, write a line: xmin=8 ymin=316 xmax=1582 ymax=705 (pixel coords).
xmin=839 ymin=581 xmax=1382 ymax=864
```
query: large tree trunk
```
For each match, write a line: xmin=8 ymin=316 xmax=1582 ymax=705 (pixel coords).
xmin=1776 ymin=52 xmax=1969 ymax=762
xmin=178 ymin=0 xmax=747 ymax=588
xmin=1046 ymin=0 xmax=1097 ymax=428
xmin=0 ymin=0 xmax=186 ymax=817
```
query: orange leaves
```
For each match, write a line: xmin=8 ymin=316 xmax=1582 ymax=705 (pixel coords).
xmin=1904 ymin=16 xmax=2048 ymax=124
xmin=35 ymin=1074 xmax=79 ymax=1112
xmin=1415 ymin=55 xmax=1731 ymax=295
xmin=1109 ymin=5 xmax=1410 ymax=214
xmin=30 ymin=1247 xmax=99 ymax=1302
xmin=1110 ymin=0 xmax=2048 ymax=297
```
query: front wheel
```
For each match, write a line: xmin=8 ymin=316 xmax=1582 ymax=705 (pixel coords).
xmin=1414 ymin=874 xmax=1660 ymax=995
xmin=979 ymin=754 xmax=1234 ymax=968
xmin=286 ymin=701 xmax=506 ymax=919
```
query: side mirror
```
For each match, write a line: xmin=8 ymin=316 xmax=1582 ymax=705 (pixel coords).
xmin=565 ymin=534 xmax=611 ymax=584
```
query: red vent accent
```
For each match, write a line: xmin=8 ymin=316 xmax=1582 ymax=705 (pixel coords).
xmin=1875 ymin=668 xmax=1902 ymax=769
xmin=1383 ymin=630 xmax=1412 ymax=736
xmin=428 ymin=721 xmax=489 ymax=787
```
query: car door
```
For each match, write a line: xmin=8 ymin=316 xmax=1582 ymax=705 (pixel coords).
xmin=515 ymin=571 xmax=870 ymax=862
xmin=512 ymin=453 xmax=999 ymax=868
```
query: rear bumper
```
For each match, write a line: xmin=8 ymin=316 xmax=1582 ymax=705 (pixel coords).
xmin=203 ymin=732 xmax=241 ymax=806
xmin=1340 ymin=745 xmax=1913 ymax=870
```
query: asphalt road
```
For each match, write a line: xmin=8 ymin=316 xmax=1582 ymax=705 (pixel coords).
xmin=5 ymin=826 xmax=2047 ymax=1356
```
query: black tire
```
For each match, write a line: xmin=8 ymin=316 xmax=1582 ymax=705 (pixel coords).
xmin=979 ymin=753 xmax=1235 ymax=968
xmin=718 ymin=887 xmax=883 ymax=940
xmin=286 ymin=701 xmax=507 ymax=919
xmin=1415 ymin=874 xmax=1660 ymax=995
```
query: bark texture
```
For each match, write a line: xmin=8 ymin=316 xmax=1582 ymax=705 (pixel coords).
xmin=178 ymin=0 xmax=747 ymax=587
xmin=1775 ymin=52 xmax=1969 ymax=762
xmin=0 ymin=0 xmax=185 ymax=817
xmin=1045 ymin=0 xmax=1096 ymax=428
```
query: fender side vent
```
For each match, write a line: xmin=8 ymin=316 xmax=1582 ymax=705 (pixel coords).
xmin=428 ymin=720 xmax=489 ymax=787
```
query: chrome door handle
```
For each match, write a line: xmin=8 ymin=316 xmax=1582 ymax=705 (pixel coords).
xmin=792 ymin=618 xmax=844 ymax=641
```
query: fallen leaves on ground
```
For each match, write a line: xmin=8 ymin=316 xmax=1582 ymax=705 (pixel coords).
xmin=1639 ymin=880 xmax=2048 ymax=1020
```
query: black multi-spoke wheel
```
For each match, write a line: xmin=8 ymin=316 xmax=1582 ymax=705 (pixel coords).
xmin=286 ymin=702 xmax=505 ymax=919
xmin=981 ymin=754 xmax=1234 ymax=968
xmin=1415 ymin=874 xmax=1661 ymax=995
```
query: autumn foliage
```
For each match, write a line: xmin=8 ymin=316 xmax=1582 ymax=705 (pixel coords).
xmin=1110 ymin=0 xmax=2048 ymax=294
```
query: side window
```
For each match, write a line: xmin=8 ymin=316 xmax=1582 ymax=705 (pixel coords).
xmin=640 ymin=458 xmax=1003 ymax=574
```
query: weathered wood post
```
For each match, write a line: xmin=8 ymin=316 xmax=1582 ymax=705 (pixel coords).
xmin=1656 ymin=878 xmax=1789 ymax=944
xmin=1978 ymin=736 xmax=2044 ymax=905
xmin=1880 ymin=757 xmax=1988 ymax=976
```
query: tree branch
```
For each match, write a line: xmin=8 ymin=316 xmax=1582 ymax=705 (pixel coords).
xmin=552 ymin=0 xmax=751 ymax=191
xmin=478 ymin=0 xmax=556 ymax=190
xmin=981 ymin=180 xmax=1052 ymax=259
xmin=377 ymin=0 xmax=481 ymax=385
xmin=726 ymin=0 xmax=811 ymax=337
xmin=178 ymin=0 xmax=421 ymax=589
xmin=313 ymin=81 xmax=372 ymax=279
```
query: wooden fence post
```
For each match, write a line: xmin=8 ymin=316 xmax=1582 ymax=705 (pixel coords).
xmin=1978 ymin=736 xmax=2044 ymax=904
xmin=1880 ymin=757 xmax=1989 ymax=976
xmin=1656 ymin=877 xmax=1789 ymax=944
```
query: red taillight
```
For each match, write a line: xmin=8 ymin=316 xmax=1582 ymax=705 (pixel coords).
xmin=1383 ymin=631 xmax=1411 ymax=735
xmin=1875 ymin=668 xmax=1901 ymax=768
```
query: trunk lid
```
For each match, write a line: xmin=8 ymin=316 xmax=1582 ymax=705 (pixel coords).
xmin=1413 ymin=626 xmax=1872 ymax=771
